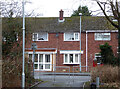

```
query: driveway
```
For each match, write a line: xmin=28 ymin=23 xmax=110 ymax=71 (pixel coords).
xmin=33 ymin=73 xmax=91 ymax=87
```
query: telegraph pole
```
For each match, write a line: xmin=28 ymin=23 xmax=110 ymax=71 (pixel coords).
xmin=22 ymin=0 xmax=25 ymax=88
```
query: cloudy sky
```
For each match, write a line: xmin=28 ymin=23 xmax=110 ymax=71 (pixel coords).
xmin=25 ymin=0 xmax=102 ymax=17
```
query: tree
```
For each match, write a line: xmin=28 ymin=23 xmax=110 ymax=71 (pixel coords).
xmin=96 ymin=0 xmax=120 ymax=65
xmin=0 ymin=0 xmax=35 ymax=17
xmin=1 ymin=0 xmax=36 ymax=87
xmin=72 ymin=6 xmax=92 ymax=16
xmin=1 ymin=0 xmax=36 ymax=55
xmin=100 ymin=43 xmax=117 ymax=65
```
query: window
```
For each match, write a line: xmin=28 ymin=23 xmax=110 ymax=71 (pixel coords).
xmin=33 ymin=33 xmax=38 ymax=41
xmin=64 ymin=54 xmax=79 ymax=64
xmin=95 ymin=33 xmax=111 ymax=41
xmin=45 ymin=54 xmax=50 ymax=62
xmin=75 ymin=54 xmax=78 ymax=63
xmin=2 ymin=33 xmax=18 ymax=42
xmin=29 ymin=54 xmax=32 ymax=60
xmin=94 ymin=53 xmax=102 ymax=64
xmin=35 ymin=54 xmax=38 ymax=62
xmin=75 ymin=33 xmax=79 ymax=40
xmin=28 ymin=54 xmax=52 ymax=71
xmin=70 ymin=54 xmax=73 ymax=63
xmin=39 ymin=54 xmax=43 ymax=62
xmin=33 ymin=32 xmax=48 ymax=41
xmin=64 ymin=32 xmax=79 ymax=41
xmin=65 ymin=54 xmax=68 ymax=62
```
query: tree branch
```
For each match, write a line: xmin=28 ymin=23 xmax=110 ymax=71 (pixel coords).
xmin=116 ymin=0 xmax=120 ymax=18
xmin=97 ymin=1 xmax=118 ymax=28
xmin=110 ymin=1 xmax=118 ymax=19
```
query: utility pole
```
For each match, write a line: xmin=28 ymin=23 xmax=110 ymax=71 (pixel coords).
xmin=22 ymin=0 xmax=25 ymax=88
xmin=79 ymin=13 xmax=82 ymax=72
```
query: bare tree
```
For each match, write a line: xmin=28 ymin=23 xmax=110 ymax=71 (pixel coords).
xmin=95 ymin=0 xmax=120 ymax=65
xmin=0 ymin=0 xmax=39 ymax=17
xmin=1 ymin=0 xmax=38 ymax=87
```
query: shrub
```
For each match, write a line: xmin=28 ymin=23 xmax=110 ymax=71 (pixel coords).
xmin=91 ymin=65 xmax=119 ymax=83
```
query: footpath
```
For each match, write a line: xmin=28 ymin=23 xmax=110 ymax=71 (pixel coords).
xmin=32 ymin=72 xmax=91 ymax=88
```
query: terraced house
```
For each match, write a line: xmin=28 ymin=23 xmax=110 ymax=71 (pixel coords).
xmin=25 ymin=10 xmax=118 ymax=72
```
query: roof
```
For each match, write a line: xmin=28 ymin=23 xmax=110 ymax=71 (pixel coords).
xmin=2 ymin=16 xmax=117 ymax=33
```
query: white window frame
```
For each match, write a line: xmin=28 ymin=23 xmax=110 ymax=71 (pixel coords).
xmin=39 ymin=54 xmax=52 ymax=71
xmin=32 ymin=32 xmax=48 ymax=41
xmin=28 ymin=53 xmax=52 ymax=71
xmin=32 ymin=33 xmax=38 ymax=41
xmin=95 ymin=33 xmax=111 ymax=41
xmin=64 ymin=32 xmax=80 ymax=41
xmin=63 ymin=54 xmax=79 ymax=64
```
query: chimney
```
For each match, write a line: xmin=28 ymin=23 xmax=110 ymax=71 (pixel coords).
xmin=59 ymin=9 xmax=64 ymax=20
xmin=59 ymin=9 xmax=65 ymax=22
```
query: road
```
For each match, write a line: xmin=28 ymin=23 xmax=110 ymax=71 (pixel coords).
xmin=34 ymin=74 xmax=91 ymax=87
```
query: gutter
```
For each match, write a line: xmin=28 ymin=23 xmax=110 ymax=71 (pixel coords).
xmin=83 ymin=30 xmax=118 ymax=33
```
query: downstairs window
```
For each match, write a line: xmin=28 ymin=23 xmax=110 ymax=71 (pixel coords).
xmin=63 ymin=54 xmax=79 ymax=64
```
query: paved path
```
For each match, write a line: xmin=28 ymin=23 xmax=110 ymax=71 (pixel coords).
xmin=34 ymin=74 xmax=91 ymax=87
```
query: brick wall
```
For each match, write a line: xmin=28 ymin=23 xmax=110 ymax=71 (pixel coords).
xmin=26 ymin=32 xmax=118 ymax=72
xmin=87 ymin=32 xmax=118 ymax=68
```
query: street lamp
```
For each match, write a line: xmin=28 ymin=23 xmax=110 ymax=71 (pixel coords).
xmin=22 ymin=0 xmax=25 ymax=88
xmin=79 ymin=13 xmax=82 ymax=72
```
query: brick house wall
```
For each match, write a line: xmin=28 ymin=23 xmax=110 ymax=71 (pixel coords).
xmin=87 ymin=32 xmax=118 ymax=68
xmin=25 ymin=31 xmax=118 ymax=72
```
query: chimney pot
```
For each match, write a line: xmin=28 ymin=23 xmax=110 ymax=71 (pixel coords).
xmin=59 ymin=9 xmax=64 ymax=20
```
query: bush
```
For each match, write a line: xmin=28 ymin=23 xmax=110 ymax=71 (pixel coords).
xmin=2 ymin=39 xmax=34 ymax=87
xmin=91 ymin=65 xmax=119 ymax=83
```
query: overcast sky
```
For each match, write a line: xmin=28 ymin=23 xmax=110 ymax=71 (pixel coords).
xmin=25 ymin=0 xmax=102 ymax=17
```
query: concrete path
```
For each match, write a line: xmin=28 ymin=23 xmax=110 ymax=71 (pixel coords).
xmin=33 ymin=73 xmax=91 ymax=87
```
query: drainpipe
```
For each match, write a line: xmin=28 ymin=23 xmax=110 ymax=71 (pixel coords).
xmin=86 ymin=31 xmax=88 ymax=72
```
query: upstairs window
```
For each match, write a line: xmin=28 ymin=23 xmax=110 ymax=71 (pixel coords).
xmin=64 ymin=32 xmax=79 ymax=41
xmin=95 ymin=33 xmax=111 ymax=41
xmin=33 ymin=32 xmax=48 ymax=41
